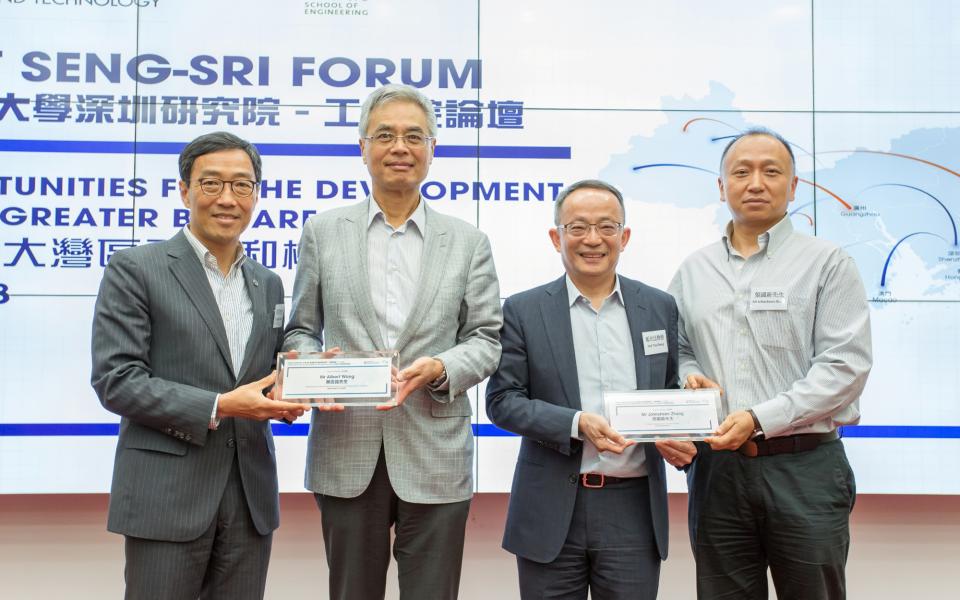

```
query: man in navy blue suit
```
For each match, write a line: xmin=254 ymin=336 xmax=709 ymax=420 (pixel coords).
xmin=487 ymin=179 xmax=696 ymax=600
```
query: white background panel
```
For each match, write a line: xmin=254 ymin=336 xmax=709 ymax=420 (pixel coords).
xmin=813 ymin=0 xmax=960 ymax=111
xmin=479 ymin=0 xmax=813 ymax=110
xmin=0 ymin=0 xmax=957 ymax=496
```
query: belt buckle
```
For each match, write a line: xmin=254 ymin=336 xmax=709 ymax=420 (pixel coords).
xmin=581 ymin=473 xmax=605 ymax=488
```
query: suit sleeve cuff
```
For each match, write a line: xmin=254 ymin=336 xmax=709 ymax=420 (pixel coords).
xmin=209 ymin=394 xmax=220 ymax=430
xmin=571 ymin=411 xmax=583 ymax=440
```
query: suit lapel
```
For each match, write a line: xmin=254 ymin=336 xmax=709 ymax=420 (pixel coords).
xmin=235 ymin=261 xmax=267 ymax=383
xmin=341 ymin=200 xmax=386 ymax=349
xmin=166 ymin=231 xmax=233 ymax=374
xmin=540 ymin=276 xmax=581 ymax=410
xmin=394 ymin=204 xmax=448 ymax=352
xmin=621 ymin=276 xmax=652 ymax=390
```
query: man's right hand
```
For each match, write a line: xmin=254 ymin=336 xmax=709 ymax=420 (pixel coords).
xmin=578 ymin=412 xmax=636 ymax=454
xmin=218 ymin=371 xmax=314 ymax=421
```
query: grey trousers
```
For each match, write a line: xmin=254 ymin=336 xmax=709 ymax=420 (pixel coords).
xmin=315 ymin=446 xmax=472 ymax=600
xmin=123 ymin=459 xmax=272 ymax=600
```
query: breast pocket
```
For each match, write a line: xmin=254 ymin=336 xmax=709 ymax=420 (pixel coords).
xmin=748 ymin=296 xmax=809 ymax=351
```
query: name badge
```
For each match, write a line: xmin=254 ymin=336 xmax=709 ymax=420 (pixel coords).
xmin=750 ymin=287 xmax=788 ymax=311
xmin=642 ymin=330 xmax=668 ymax=355
xmin=273 ymin=303 xmax=285 ymax=328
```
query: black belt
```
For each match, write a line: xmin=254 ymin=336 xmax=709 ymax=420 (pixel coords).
xmin=737 ymin=430 xmax=839 ymax=458
xmin=578 ymin=473 xmax=640 ymax=488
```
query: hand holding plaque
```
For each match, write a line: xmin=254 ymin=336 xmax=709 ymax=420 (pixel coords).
xmin=275 ymin=350 xmax=399 ymax=407
xmin=603 ymin=388 xmax=727 ymax=442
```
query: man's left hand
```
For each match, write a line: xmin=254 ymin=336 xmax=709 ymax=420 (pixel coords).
xmin=655 ymin=439 xmax=698 ymax=467
xmin=705 ymin=410 xmax=755 ymax=451
xmin=379 ymin=356 xmax=445 ymax=410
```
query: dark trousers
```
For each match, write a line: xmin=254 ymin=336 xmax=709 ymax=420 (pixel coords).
xmin=315 ymin=447 xmax=472 ymax=600
xmin=687 ymin=439 xmax=856 ymax=600
xmin=123 ymin=459 xmax=272 ymax=600
xmin=517 ymin=477 xmax=661 ymax=600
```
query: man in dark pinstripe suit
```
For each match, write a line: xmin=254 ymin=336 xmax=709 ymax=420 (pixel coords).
xmin=91 ymin=132 xmax=306 ymax=599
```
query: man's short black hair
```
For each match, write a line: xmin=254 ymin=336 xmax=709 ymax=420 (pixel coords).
xmin=178 ymin=131 xmax=262 ymax=183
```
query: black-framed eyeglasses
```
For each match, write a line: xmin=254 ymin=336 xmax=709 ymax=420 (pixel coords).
xmin=363 ymin=132 xmax=434 ymax=147
xmin=558 ymin=221 xmax=623 ymax=238
xmin=194 ymin=178 xmax=259 ymax=198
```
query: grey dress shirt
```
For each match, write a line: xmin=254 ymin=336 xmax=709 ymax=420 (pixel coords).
xmin=566 ymin=276 xmax=647 ymax=478
xmin=668 ymin=216 xmax=872 ymax=438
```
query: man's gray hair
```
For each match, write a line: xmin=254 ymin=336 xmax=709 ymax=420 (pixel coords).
xmin=719 ymin=127 xmax=796 ymax=178
xmin=358 ymin=84 xmax=437 ymax=138
xmin=553 ymin=179 xmax=626 ymax=226
xmin=178 ymin=131 xmax=262 ymax=183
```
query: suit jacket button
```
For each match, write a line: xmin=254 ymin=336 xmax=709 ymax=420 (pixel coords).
xmin=227 ymin=438 xmax=235 ymax=448
xmin=184 ymin=435 xmax=192 ymax=442
xmin=568 ymin=474 xmax=578 ymax=484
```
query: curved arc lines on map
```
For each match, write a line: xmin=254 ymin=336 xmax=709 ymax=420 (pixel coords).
xmin=631 ymin=163 xmax=852 ymax=211
xmin=861 ymin=183 xmax=959 ymax=247
xmin=681 ymin=117 xmax=820 ymax=168
xmin=820 ymin=149 xmax=960 ymax=181
xmin=681 ymin=117 xmax=742 ymax=134
xmin=880 ymin=231 xmax=949 ymax=288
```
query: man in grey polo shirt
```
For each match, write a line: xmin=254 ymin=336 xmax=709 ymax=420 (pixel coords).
xmin=669 ymin=128 xmax=873 ymax=600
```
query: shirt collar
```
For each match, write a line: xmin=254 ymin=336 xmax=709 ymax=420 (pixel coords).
xmin=182 ymin=225 xmax=246 ymax=272
xmin=367 ymin=195 xmax=426 ymax=235
xmin=565 ymin=274 xmax=623 ymax=308
xmin=721 ymin=214 xmax=793 ymax=260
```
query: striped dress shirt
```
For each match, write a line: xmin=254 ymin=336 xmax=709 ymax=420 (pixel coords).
xmin=183 ymin=226 xmax=254 ymax=429
xmin=668 ymin=216 xmax=872 ymax=438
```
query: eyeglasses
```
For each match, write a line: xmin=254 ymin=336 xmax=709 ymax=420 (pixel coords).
xmin=363 ymin=132 xmax=434 ymax=147
xmin=194 ymin=178 xmax=259 ymax=198
xmin=558 ymin=221 xmax=623 ymax=238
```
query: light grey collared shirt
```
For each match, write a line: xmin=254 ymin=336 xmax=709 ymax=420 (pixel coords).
xmin=566 ymin=276 xmax=647 ymax=478
xmin=668 ymin=216 xmax=872 ymax=438
xmin=366 ymin=198 xmax=426 ymax=350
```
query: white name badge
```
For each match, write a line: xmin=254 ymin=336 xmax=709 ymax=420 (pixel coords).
xmin=642 ymin=330 xmax=668 ymax=355
xmin=750 ymin=287 xmax=788 ymax=311
xmin=273 ymin=303 xmax=285 ymax=328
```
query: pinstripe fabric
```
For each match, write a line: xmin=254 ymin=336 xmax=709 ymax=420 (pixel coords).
xmin=365 ymin=200 xmax=425 ymax=349
xmin=284 ymin=198 xmax=502 ymax=503
xmin=182 ymin=225 xmax=252 ymax=377
xmin=91 ymin=230 xmax=285 ymax=545
xmin=668 ymin=217 xmax=873 ymax=438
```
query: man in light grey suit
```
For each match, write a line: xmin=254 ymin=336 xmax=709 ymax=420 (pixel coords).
xmin=285 ymin=84 xmax=502 ymax=600
xmin=91 ymin=132 xmax=306 ymax=599
xmin=486 ymin=180 xmax=697 ymax=599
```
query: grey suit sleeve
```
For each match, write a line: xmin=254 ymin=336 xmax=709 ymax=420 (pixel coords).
xmin=283 ymin=218 xmax=325 ymax=352
xmin=90 ymin=251 xmax=214 ymax=446
xmin=430 ymin=233 xmax=503 ymax=402
xmin=486 ymin=298 xmax=578 ymax=455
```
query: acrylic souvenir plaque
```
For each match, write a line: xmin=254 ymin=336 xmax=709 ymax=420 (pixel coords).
xmin=603 ymin=388 xmax=726 ymax=441
xmin=276 ymin=350 xmax=398 ymax=407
